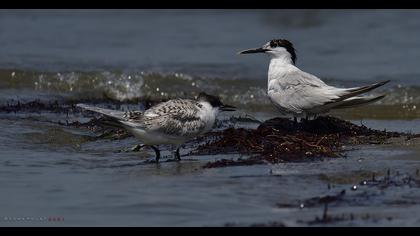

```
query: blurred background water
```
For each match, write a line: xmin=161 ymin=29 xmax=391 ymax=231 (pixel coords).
xmin=0 ymin=9 xmax=419 ymax=113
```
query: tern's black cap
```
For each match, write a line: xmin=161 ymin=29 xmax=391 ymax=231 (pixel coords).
xmin=269 ymin=39 xmax=297 ymax=64
xmin=197 ymin=92 xmax=223 ymax=107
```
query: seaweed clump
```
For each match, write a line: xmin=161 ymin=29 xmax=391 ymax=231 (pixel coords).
xmin=197 ymin=116 xmax=401 ymax=168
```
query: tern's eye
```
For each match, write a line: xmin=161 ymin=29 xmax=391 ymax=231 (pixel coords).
xmin=270 ymin=41 xmax=276 ymax=48
xmin=270 ymin=40 xmax=279 ymax=48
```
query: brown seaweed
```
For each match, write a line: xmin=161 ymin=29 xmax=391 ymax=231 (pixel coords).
xmin=197 ymin=116 xmax=402 ymax=168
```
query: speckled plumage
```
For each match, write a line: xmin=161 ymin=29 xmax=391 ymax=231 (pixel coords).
xmin=77 ymin=93 xmax=233 ymax=162
xmin=77 ymin=97 xmax=218 ymax=145
xmin=125 ymin=99 xmax=208 ymax=138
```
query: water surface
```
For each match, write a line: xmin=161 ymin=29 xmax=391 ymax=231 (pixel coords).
xmin=1 ymin=10 xmax=420 ymax=226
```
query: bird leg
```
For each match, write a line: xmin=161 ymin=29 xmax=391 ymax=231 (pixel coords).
xmin=293 ymin=117 xmax=298 ymax=125
xmin=173 ymin=147 xmax=181 ymax=161
xmin=150 ymin=145 xmax=161 ymax=163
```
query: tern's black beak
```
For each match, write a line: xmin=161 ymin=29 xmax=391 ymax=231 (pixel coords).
xmin=238 ymin=47 xmax=268 ymax=54
xmin=220 ymin=104 xmax=236 ymax=112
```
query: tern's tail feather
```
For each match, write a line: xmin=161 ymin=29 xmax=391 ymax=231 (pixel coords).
xmin=338 ymin=80 xmax=390 ymax=101
xmin=77 ymin=104 xmax=126 ymax=120
xmin=332 ymin=94 xmax=386 ymax=109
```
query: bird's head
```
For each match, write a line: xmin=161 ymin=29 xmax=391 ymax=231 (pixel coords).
xmin=197 ymin=92 xmax=236 ymax=112
xmin=238 ymin=39 xmax=297 ymax=64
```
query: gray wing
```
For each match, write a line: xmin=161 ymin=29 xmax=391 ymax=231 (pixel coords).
xmin=268 ymin=70 xmax=345 ymax=114
xmin=268 ymin=70 xmax=389 ymax=114
xmin=77 ymin=103 xmax=146 ymax=128
xmin=138 ymin=113 xmax=208 ymax=137
xmin=77 ymin=104 xmax=128 ymax=120
xmin=143 ymin=99 xmax=198 ymax=117
xmin=77 ymin=101 xmax=208 ymax=137
xmin=128 ymin=99 xmax=209 ymax=137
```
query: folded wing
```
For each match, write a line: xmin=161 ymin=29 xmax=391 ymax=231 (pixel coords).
xmin=268 ymin=70 xmax=389 ymax=114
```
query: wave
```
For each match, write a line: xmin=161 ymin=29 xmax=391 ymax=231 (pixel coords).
xmin=0 ymin=69 xmax=419 ymax=109
xmin=0 ymin=69 xmax=266 ymax=105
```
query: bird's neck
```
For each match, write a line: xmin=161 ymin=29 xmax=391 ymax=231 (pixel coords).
xmin=268 ymin=57 xmax=295 ymax=82
xmin=198 ymin=101 xmax=218 ymax=131
xmin=269 ymin=53 xmax=294 ymax=65
xmin=198 ymin=101 xmax=219 ymax=117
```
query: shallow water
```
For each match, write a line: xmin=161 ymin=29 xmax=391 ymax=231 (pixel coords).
xmin=1 ymin=116 xmax=420 ymax=226
xmin=1 ymin=10 xmax=420 ymax=226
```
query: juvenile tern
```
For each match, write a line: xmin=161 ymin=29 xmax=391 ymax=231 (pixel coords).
xmin=77 ymin=92 xmax=235 ymax=162
xmin=239 ymin=39 xmax=389 ymax=120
